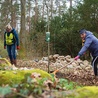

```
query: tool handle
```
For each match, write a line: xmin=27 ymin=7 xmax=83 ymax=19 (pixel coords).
xmin=59 ymin=60 xmax=74 ymax=70
xmin=53 ymin=69 xmax=59 ymax=74
xmin=53 ymin=60 xmax=74 ymax=74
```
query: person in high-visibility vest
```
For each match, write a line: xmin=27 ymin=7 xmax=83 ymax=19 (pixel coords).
xmin=4 ymin=24 xmax=20 ymax=66
xmin=74 ymin=29 xmax=98 ymax=78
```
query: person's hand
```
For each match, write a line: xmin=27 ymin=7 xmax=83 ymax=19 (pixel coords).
xmin=17 ymin=46 xmax=20 ymax=50
xmin=74 ymin=56 xmax=80 ymax=60
xmin=4 ymin=46 xmax=6 ymax=49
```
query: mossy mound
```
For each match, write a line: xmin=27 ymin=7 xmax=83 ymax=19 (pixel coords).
xmin=0 ymin=58 xmax=11 ymax=69
xmin=0 ymin=40 xmax=8 ymax=57
xmin=67 ymin=86 xmax=98 ymax=98
xmin=0 ymin=69 xmax=52 ymax=86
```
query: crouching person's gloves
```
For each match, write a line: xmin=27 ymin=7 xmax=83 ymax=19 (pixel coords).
xmin=17 ymin=46 xmax=20 ymax=50
xmin=74 ymin=55 xmax=80 ymax=60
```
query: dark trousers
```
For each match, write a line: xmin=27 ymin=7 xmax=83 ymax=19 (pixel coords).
xmin=7 ymin=44 xmax=16 ymax=61
xmin=92 ymin=56 xmax=98 ymax=76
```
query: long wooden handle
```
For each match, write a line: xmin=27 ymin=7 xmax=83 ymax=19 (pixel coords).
xmin=53 ymin=60 xmax=74 ymax=74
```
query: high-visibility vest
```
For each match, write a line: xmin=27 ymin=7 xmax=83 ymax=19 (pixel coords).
xmin=6 ymin=33 xmax=14 ymax=45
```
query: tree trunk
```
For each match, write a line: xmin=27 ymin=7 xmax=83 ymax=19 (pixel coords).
xmin=20 ymin=0 xmax=26 ymax=48
xmin=10 ymin=0 xmax=16 ymax=28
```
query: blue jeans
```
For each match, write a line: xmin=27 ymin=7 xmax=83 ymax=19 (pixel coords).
xmin=7 ymin=44 xmax=16 ymax=61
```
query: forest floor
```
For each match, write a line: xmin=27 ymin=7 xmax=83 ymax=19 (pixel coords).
xmin=0 ymin=58 xmax=98 ymax=98
xmin=17 ymin=59 xmax=98 ymax=86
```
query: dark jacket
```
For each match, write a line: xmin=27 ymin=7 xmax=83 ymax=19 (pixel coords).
xmin=78 ymin=31 xmax=98 ymax=57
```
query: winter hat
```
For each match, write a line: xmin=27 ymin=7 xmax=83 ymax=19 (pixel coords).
xmin=79 ymin=29 xmax=86 ymax=34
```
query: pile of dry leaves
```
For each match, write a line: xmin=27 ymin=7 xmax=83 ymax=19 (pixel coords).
xmin=16 ymin=54 xmax=98 ymax=86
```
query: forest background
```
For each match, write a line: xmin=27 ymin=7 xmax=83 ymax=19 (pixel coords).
xmin=0 ymin=0 xmax=98 ymax=60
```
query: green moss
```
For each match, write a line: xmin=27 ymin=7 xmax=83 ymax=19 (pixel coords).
xmin=0 ymin=58 xmax=11 ymax=67
xmin=0 ymin=69 xmax=52 ymax=86
xmin=68 ymin=86 xmax=98 ymax=98
xmin=0 ymin=40 xmax=7 ymax=57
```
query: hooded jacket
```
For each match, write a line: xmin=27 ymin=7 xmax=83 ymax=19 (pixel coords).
xmin=78 ymin=31 xmax=98 ymax=57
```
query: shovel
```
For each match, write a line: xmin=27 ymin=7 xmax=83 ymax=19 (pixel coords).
xmin=52 ymin=60 xmax=74 ymax=75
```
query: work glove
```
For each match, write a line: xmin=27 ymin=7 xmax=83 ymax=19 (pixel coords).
xmin=74 ymin=55 xmax=80 ymax=60
xmin=4 ymin=46 xmax=6 ymax=49
xmin=17 ymin=46 xmax=20 ymax=50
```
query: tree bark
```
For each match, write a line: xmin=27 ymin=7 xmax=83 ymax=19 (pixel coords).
xmin=20 ymin=0 xmax=26 ymax=47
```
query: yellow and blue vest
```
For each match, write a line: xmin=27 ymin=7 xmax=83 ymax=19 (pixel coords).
xmin=5 ymin=32 xmax=15 ymax=45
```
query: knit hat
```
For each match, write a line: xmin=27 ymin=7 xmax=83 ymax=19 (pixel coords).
xmin=79 ymin=29 xmax=86 ymax=34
